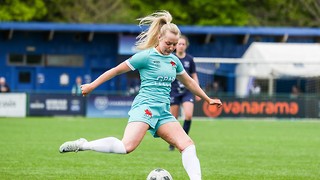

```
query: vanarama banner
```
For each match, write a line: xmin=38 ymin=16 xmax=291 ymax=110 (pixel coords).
xmin=194 ymin=97 xmax=306 ymax=118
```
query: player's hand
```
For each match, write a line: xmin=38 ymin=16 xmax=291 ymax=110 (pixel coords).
xmin=209 ymin=98 xmax=222 ymax=108
xmin=80 ymin=83 xmax=93 ymax=96
xmin=195 ymin=95 xmax=201 ymax=101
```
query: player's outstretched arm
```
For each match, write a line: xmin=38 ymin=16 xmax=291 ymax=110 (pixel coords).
xmin=177 ymin=72 xmax=222 ymax=107
xmin=81 ymin=62 xmax=131 ymax=96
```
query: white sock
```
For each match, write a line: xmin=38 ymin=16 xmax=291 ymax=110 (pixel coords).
xmin=82 ymin=137 xmax=127 ymax=154
xmin=182 ymin=144 xmax=202 ymax=180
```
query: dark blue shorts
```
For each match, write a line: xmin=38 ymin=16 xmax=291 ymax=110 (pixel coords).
xmin=170 ymin=91 xmax=194 ymax=105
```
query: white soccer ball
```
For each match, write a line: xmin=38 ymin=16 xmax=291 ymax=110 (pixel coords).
xmin=146 ymin=168 xmax=173 ymax=180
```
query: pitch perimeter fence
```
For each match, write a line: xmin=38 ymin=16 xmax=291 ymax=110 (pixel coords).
xmin=0 ymin=93 xmax=319 ymax=119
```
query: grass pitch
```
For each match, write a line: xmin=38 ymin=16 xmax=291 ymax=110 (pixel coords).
xmin=0 ymin=117 xmax=319 ymax=180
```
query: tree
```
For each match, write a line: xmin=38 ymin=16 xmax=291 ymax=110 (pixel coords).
xmin=0 ymin=0 xmax=47 ymax=21
xmin=127 ymin=0 xmax=251 ymax=26
xmin=185 ymin=0 xmax=251 ymax=25
xmin=239 ymin=0 xmax=318 ymax=27
xmin=44 ymin=0 xmax=134 ymax=23
xmin=127 ymin=0 xmax=320 ymax=27
xmin=2 ymin=0 xmax=319 ymax=27
xmin=297 ymin=0 xmax=320 ymax=27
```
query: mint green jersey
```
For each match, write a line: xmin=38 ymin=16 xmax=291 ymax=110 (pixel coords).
xmin=126 ymin=48 xmax=185 ymax=104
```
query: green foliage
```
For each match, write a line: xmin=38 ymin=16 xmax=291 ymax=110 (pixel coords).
xmin=0 ymin=117 xmax=320 ymax=179
xmin=0 ymin=0 xmax=47 ymax=21
xmin=127 ymin=0 xmax=250 ymax=26
xmin=125 ymin=0 xmax=320 ymax=26
xmin=43 ymin=0 xmax=135 ymax=23
xmin=239 ymin=0 xmax=320 ymax=27
xmin=184 ymin=0 xmax=250 ymax=25
xmin=1 ymin=0 xmax=319 ymax=26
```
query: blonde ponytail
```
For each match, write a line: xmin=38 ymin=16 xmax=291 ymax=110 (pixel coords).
xmin=135 ymin=10 xmax=180 ymax=50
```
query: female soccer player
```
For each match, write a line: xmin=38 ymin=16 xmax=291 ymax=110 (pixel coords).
xmin=169 ymin=35 xmax=200 ymax=151
xmin=59 ymin=10 xmax=222 ymax=180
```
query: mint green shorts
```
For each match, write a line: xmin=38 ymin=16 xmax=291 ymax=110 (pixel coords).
xmin=128 ymin=101 xmax=177 ymax=137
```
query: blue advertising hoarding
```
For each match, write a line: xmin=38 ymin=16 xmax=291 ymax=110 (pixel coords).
xmin=86 ymin=95 xmax=134 ymax=118
xmin=28 ymin=94 xmax=85 ymax=116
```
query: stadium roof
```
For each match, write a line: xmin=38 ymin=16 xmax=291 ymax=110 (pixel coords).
xmin=1 ymin=22 xmax=320 ymax=36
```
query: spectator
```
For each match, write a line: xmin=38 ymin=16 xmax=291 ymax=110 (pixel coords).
xmin=0 ymin=77 xmax=10 ymax=93
xmin=206 ymin=81 xmax=223 ymax=96
xmin=212 ymin=81 xmax=222 ymax=95
xmin=290 ymin=85 xmax=300 ymax=98
xmin=71 ymin=76 xmax=82 ymax=96
xmin=250 ymin=81 xmax=261 ymax=96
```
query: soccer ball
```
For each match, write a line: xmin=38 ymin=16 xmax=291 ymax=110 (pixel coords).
xmin=146 ymin=168 xmax=173 ymax=180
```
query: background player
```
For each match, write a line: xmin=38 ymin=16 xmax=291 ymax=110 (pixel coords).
xmin=169 ymin=35 xmax=200 ymax=151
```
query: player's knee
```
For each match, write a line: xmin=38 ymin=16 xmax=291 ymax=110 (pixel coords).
xmin=184 ymin=112 xmax=193 ymax=120
xmin=177 ymin=138 xmax=194 ymax=152
xmin=123 ymin=142 xmax=138 ymax=153
xmin=185 ymin=114 xmax=193 ymax=120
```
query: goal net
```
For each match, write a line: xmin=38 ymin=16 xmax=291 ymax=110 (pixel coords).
xmin=193 ymin=56 xmax=320 ymax=119
xmin=194 ymin=57 xmax=320 ymax=98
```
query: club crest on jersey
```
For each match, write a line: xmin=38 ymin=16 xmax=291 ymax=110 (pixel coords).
xmin=170 ymin=61 xmax=176 ymax=67
xmin=170 ymin=61 xmax=176 ymax=70
xmin=144 ymin=109 xmax=152 ymax=118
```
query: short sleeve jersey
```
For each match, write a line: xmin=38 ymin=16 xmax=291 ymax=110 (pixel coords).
xmin=126 ymin=48 xmax=185 ymax=104
xmin=171 ymin=54 xmax=196 ymax=94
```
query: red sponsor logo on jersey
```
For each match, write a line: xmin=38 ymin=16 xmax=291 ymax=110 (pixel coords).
xmin=170 ymin=61 xmax=176 ymax=66
xmin=145 ymin=109 xmax=152 ymax=117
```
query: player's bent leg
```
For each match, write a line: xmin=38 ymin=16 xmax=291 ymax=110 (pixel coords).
xmin=60 ymin=137 xmax=127 ymax=154
xmin=157 ymin=122 xmax=193 ymax=152
xmin=157 ymin=122 xmax=201 ymax=180
xmin=81 ymin=137 xmax=126 ymax=154
xmin=83 ymin=122 xmax=149 ymax=154
xmin=182 ymin=144 xmax=201 ymax=180
xmin=121 ymin=121 xmax=149 ymax=153
xmin=169 ymin=104 xmax=180 ymax=151
xmin=59 ymin=122 xmax=148 ymax=154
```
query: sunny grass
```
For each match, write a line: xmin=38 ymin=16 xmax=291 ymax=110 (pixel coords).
xmin=0 ymin=117 xmax=319 ymax=179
